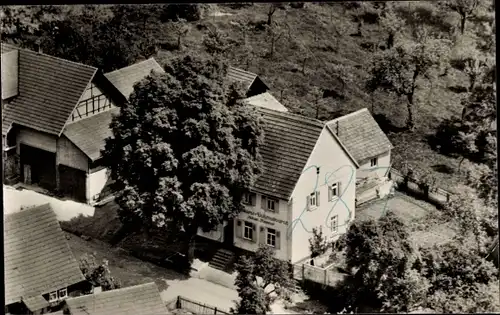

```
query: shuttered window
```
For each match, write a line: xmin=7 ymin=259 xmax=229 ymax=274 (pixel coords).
xmin=307 ymin=191 xmax=320 ymax=210
xmin=329 ymin=182 xmax=341 ymax=201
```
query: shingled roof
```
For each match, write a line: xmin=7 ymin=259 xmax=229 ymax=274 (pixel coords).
xmin=105 ymin=58 xmax=165 ymax=100
xmin=326 ymin=108 xmax=393 ymax=165
xmin=63 ymin=107 xmax=119 ymax=161
xmin=4 ymin=203 xmax=85 ymax=306
xmin=244 ymin=92 xmax=288 ymax=112
xmin=227 ymin=66 xmax=260 ymax=91
xmin=254 ymin=107 xmax=325 ymax=200
xmin=1 ymin=43 xmax=98 ymax=136
xmin=65 ymin=282 xmax=168 ymax=315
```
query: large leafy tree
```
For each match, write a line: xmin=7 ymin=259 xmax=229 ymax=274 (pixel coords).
xmin=367 ymin=33 xmax=450 ymax=131
xmin=233 ymin=246 xmax=294 ymax=314
xmin=440 ymin=0 xmax=480 ymax=34
xmin=102 ymin=55 xmax=264 ymax=266
xmin=342 ymin=212 xmax=429 ymax=313
xmin=420 ymin=242 xmax=499 ymax=313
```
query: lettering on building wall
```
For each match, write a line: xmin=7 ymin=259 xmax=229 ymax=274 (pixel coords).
xmin=243 ymin=209 xmax=289 ymax=226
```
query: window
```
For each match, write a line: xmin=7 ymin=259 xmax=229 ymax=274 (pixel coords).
xmin=329 ymin=183 xmax=341 ymax=201
xmin=58 ymin=288 xmax=68 ymax=300
xmin=267 ymin=228 xmax=276 ymax=247
xmin=243 ymin=193 xmax=256 ymax=206
xmin=330 ymin=215 xmax=338 ymax=232
xmin=310 ymin=192 xmax=316 ymax=206
xmin=307 ymin=191 xmax=320 ymax=210
xmin=244 ymin=221 xmax=254 ymax=241
xmin=267 ymin=198 xmax=276 ymax=211
xmin=261 ymin=196 xmax=278 ymax=212
xmin=48 ymin=291 xmax=58 ymax=303
xmin=370 ymin=157 xmax=378 ymax=167
xmin=243 ymin=193 xmax=252 ymax=205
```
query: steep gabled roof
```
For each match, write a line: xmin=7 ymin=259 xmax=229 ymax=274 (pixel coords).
xmin=1 ymin=43 xmax=98 ymax=136
xmin=104 ymin=58 xmax=165 ymax=100
xmin=4 ymin=204 xmax=85 ymax=305
xmin=254 ymin=107 xmax=325 ymax=200
xmin=227 ymin=66 xmax=261 ymax=91
xmin=326 ymin=108 xmax=393 ymax=164
xmin=63 ymin=107 xmax=119 ymax=161
xmin=244 ymin=92 xmax=288 ymax=112
xmin=64 ymin=282 xmax=168 ymax=315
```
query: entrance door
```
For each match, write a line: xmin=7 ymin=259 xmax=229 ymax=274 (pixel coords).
xmin=223 ymin=220 xmax=234 ymax=247
xmin=20 ymin=144 xmax=56 ymax=190
xmin=59 ymin=164 xmax=87 ymax=202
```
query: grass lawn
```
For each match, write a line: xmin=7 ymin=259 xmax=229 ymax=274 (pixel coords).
xmin=65 ymin=231 xmax=187 ymax=290
xmin=356 ymin=191 xmax=457 ymax=248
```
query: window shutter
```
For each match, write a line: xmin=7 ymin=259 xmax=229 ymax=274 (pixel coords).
xmin=306 ymin=195 xmax=310 ymax=209
xmin=259 ymin=226 xmax=266 ymax=245
xmin=236 ymin=220 xmax=243 ymax=238
xmin=261 ymin=196 xmax=267 ymax=210
xmin=328 ymin=186 xmax=332 ymax=201
xmin=274 ymin=200 xmax=279 ymax=212
xmin=316 ymin=191 xmax=320 ymax=206
xmin=251 ymin=193 xmax=256 ymax=206
xmin=338 ymin=182 xmax=342 ymax=197
xmin=252 ymin=223 xmax=257 ymax=242
xmin=276 ymin=231 xmax=281 ymax=250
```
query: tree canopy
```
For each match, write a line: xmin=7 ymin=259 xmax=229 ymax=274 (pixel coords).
xmin=102 ymin=55 xmax=264 ymax=265
xmin=233 ymin=246 xmax=294 ymax=314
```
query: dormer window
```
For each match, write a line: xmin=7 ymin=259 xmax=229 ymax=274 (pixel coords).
xmin=261 ymin=195 xmax=278 ymax=212
xmin=370 ymin=157 xmax=378 ymax=167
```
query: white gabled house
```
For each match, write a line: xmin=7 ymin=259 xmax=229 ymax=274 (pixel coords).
xmin=199 ymin=107 xmax=360 ymax=264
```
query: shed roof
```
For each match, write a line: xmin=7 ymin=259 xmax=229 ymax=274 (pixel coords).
xmin=23 ymin=295 xmax=50 ymax=312
xmin=227 ymin=66 xmax=259 ymax=91
xmin=254 ymin=107 xmax=325 ymax=200
xmin=104 ymin=58 xmax=165 ymax=100
xmin=63 ymin=107 xmax=119 ymax=161
xmin=1 ymin=43 xmax=97 ymax=136
xmin=244 ymin=92 xmax=288 ymax=112
xmin=4 ymin=203 xmax=85 ymax=305
xmin=326 ymin=108 xmax=393 ymax=164
xmin=65 ymin=282 xmax=168 ymax=315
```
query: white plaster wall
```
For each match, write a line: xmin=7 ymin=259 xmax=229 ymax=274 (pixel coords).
xmin=357 ymin=150 xmax=391 ymax=180
xmin=17 ymin=128 xmax=57 ymax=153
xmin=233 ymin=194 xmax=291 ymax=261
xmin=56 ymin=136 xmax=88 ymax=172
xmin=87 ymin=168 xmax=109 ymax=202
xmin=289 ymin=127 xmax=357 ymax=263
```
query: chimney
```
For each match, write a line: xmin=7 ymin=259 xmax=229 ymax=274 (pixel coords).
xmin=35 ymin=39 xmax=42 ymax=54
xmin=1 ymin=49 xmax=19 ymax=100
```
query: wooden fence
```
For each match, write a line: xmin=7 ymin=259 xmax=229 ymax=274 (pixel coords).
xmin=292 ymin=261 xmax=347 ymax=288
xmin=165 ymin=296 xmax=230 ymax=314
xmin=388 ymin=167 xmax=454 ymax=206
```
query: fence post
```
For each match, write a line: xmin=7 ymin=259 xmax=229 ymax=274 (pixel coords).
xmin=176 ymin=296 xmax=181 ymax=309
xmin=302 ymin=264 xmax=305 ymax=279
xmin=446 ymin=193 xmax=450 ymax=203
xmin=214 ymin=307 xmax=217 ymax=314
xmin=324 ymin=269 xmax=327 ymax=285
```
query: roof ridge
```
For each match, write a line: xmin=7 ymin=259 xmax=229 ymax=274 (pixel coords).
xmin=229 ymin=65 xmax=257 ymax=76
xmin=10 ymin=44 xmax=98 ymax=71
xmin=105 ymin=58 xmax=162 ymax=76
xmin=258 ymin=107 xmax=324 ymax=128
xmin=327 ymin=107 xmax=369 ymax=123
